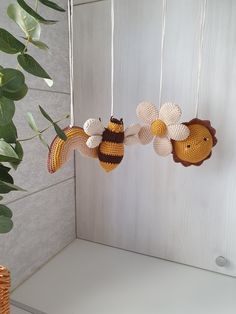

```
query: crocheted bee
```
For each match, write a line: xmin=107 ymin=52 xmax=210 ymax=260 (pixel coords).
xmin=83 ymin=117 xmax=141 ymax=172
xmin=172 ymin=118 xmax=217 ymax=166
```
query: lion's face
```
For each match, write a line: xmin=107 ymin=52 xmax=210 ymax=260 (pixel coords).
xmin=172 ymin=119 xmax=217 ymax=167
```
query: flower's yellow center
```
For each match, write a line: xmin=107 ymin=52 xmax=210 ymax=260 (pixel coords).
xmin=151 ymin=119 xmax=167 ymax=137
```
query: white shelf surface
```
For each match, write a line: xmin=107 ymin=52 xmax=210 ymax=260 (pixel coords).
xmin=12 ymin=240 xmax=236 ymax=314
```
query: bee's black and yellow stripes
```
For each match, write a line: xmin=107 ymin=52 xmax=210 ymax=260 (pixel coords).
xmin=98 ymin=118 xmax=125 ymax=172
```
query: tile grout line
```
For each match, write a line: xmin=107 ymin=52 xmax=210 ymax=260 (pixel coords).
xmin=29 ymin=87 xmax=70 ymax=96
xmin=74 ymin=0 xmax=106 ymax=6
xmin=11 ymin=239 xmax=76 ymax=293
xmin=11 ymin=299 xmax=47 ymax=314
xmin=6 ymin=176 xmax=75 ymax=205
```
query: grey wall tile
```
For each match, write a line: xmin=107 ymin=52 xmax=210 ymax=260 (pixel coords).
xmin=3 ymin=89 xmax=74 ymax=203
xmin=0 ymin=178 xmax=75 ymax=289
xmin=0 ymin=0 xmax=69 ymax=93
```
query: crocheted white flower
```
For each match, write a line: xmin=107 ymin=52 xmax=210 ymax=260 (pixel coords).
xmin=136 ymin=102 xmax=190 ymax=156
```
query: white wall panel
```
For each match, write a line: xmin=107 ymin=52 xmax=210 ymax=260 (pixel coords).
xmin=74 ymin=0 xmax=236 ymax=276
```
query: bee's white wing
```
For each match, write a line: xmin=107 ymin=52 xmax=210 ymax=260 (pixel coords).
xmin=124 ymin=123 xmax=141 ymax=146
xmin=86 ymin=135 xmax=103 ymax=148
xmin=124 ymin=123 xmax=141 ymax=137
xmin=136 ymin=102 xmax=159 ymax=124
xmin=124 ymin=135 xmax=140 ymax=146
xmin=83 ymin=118 xmax=104 ymax=136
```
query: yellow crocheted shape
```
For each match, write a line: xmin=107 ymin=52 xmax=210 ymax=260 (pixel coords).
xmin=151 ymin=119 xmax=167 ymax=137
xmin=108 ymin=121 xmax=124 ymax=133
xmin=99 ymin=142 xmax=124 ymax=156
xmin=99 ymin=161 xmax=120 ymax=172
xmin=173 ymin=124 xmax=213 ymax=164
xmin=48 ymin=126 xmax=97 ymax=173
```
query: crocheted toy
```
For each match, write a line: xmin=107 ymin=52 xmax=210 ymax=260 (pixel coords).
xmin=172 ymin=118 xmax=217 ymax=166
xmin=48 ymin=126 xmax=97 ymax=173
xmin=83 ymin=117 xmax=140 ymax=172
xmin=136 ymin=102 xmax=190 ymax=156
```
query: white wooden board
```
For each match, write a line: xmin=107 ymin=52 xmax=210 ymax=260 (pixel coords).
xmin=11 ymin=240 xmax=236 ymax=314
xmin=74 ymin=0 xmax=236 ymax=276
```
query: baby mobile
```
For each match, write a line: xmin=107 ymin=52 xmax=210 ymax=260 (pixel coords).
xmin=171 ymin=0 xmax=217 ymax=166
xmin=48 ymin=0 xmax=217 ymax=174
xmin=137 ymin=0 xmax=217 ymax=166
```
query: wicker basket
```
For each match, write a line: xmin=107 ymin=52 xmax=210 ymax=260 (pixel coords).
xmin=0 ymin=266 xmax=10 ymax=314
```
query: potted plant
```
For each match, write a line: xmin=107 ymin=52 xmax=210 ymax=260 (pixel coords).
xmin=0 ymin=0 xmax=68 ymax=234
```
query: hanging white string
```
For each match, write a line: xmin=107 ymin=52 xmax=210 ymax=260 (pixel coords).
xmin=195 ymin=0 xmax=207 ymax=118
xmin=158 ymin=0 xmax=167 ymax=109
xmin=68 ymin=0 xmax=74 ymax=127
xmin=110 ymin=0 xmax=115 ymax=117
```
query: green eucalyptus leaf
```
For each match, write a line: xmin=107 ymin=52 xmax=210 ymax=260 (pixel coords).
xmin=53 ymin=123 xmax=67 ymax=141
xmin=3 ymin=83 xmax=28 ymax=101
xmin=0 ymin=216 xmax=13 ymax=233
xmin=0 ymin=28 xmax=25 ymax=54
xmin=0 ymin=97 xmax=15 ymax=126
xmin=39 ymin=105 xmax=53 ymax=123
xmin=30 ymin=39 xmax=49 ymax=50
xmin=14 ymin=141 xmax=24 ymax=160
xmin=38 ymin=0 xmax=65 ymax=12
xmin=7 ymin=3 xmax=41 ymax=40
xmin=0 ymin=167 xmax=14 ymax=184
xmin=18 ymin=54 xmax=51 ymax=79
xmin=0 ymin=121 xmax=17 ymax=143
xmin=10 ymin=141 xmax=24 ymax=170
xmin=0 ymin=164 xmax=11 ymax=173
xmin=0 ymin=205 xmax=13 ymax=218
xmin=17 ymin=0 xmax=57 ymax=24
xmin=0 ymin=139 xmax=20 ymax=162
xmin=0 ymin=68 xmax=28 ymax=101
xmin=38 ymin=134 xmax=49 ymax=148
xmin=26 ymin=112 xmax=39 ymax=133
xmin=0 ymin=180 xmax=25 ymax=194
xmin=0 ymin=68 xmax=25 ymax=89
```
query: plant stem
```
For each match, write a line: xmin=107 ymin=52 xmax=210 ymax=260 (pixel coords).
xmin=18 ymin=117 xmax=68 ymax=142
xmin=23 ymin=37 xmax=30 ymax=54
xmin=35 ymin=0 xmax=39 ymax=12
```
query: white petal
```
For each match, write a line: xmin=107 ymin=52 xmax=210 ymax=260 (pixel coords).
xmin=159 ymin=103 xmax=182 ymax=125
xmin=153 ymin=137 xmax=172 ymax=156
xmin=138 ymin=125 xmax=154 ymax=145
xmin=124 ymin=135 xmax=140 ymax=146
xmin=83 ymin=118 xmax=104 ymax=136
xmin=86 ymin=135 xmax=102 ymax=148
xmin=125 ymin=123 xmax=141 ymax=137
xmin=167 ymin=124 xmax=190 ymax=141
xmin=136 ymin=101 xmax=159 ymax=124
